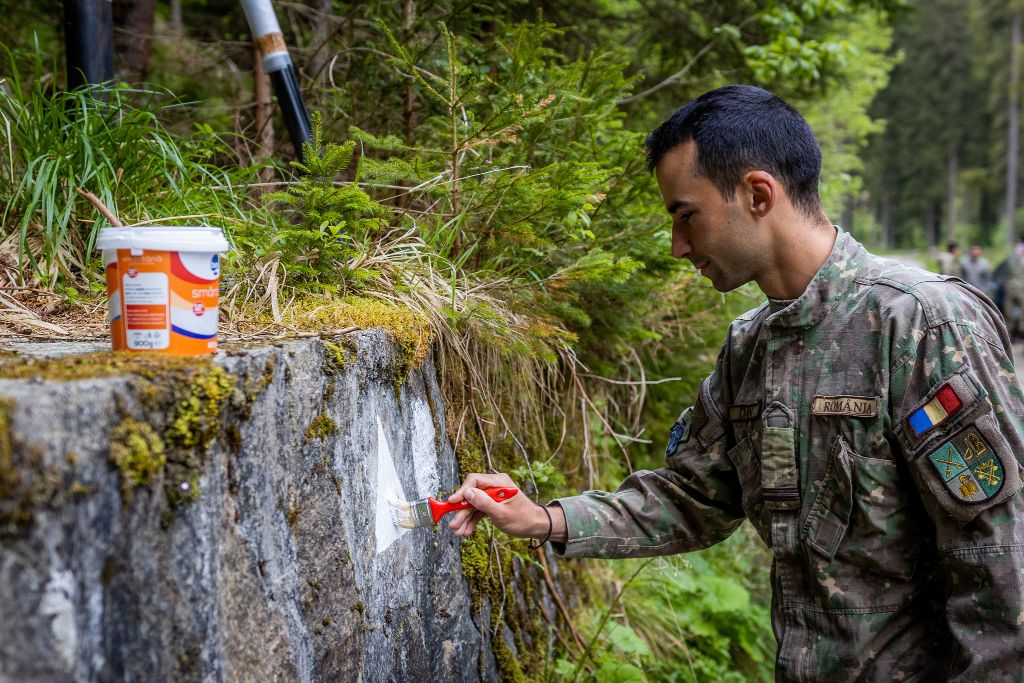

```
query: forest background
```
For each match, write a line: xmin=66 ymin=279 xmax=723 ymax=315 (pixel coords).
xmin=1 ymin=1 xmax=1022 ymax=681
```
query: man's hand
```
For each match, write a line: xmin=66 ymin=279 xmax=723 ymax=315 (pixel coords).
xmin=447 ymin=472 xmax=567 ymax=543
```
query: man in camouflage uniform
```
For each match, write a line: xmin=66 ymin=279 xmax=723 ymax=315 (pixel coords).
xmin=447 ymin=86 xmax=1024 ymax=681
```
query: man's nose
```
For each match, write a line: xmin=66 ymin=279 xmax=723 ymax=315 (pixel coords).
xmin=672 ymin=226 xmax=690 ymax=260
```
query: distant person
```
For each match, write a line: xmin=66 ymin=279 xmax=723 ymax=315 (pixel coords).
xmin=1002 ymin=238 xmax=1024 ymax=340
xmin=936 ymin=241 xmax=963 ymax=278
xmin=960 ymin=244 xmax=994 ymax=298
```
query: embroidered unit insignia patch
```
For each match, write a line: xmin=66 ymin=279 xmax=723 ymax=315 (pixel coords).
xmin=666 ymin=407 xmax=693 ymax=456
xmin=925 ymin=426 xmax=1003 ymax=502
xmin=908 ymin=384 xmax=963 ymax=438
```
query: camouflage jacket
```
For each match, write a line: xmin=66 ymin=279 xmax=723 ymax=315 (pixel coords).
xmin=552 ymin=229 xmax=1024 ymax=682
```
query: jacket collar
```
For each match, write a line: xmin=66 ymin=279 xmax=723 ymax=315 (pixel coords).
xmin=764 ymin=227 xmax=866 ymax=329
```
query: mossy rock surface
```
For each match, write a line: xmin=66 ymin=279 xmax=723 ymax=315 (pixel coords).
xmin=0 ymin=333 xmax=570 ymax=682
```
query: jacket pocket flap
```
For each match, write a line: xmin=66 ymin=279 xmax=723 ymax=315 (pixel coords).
xmin=802 ymin=436 xmax=854 ymax=560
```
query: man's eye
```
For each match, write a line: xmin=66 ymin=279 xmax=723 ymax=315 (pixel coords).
xmin=678 ymin=212 xmax=694 ymax=222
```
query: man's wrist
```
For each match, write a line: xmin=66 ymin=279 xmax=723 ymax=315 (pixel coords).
xmin=546 ymin=503 xmax=568 ymax=544
xmin=531 ymin=504 xmax=553 ymax=539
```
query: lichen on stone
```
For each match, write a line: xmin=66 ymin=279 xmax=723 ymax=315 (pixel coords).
xmin=164 ymin=365 xmax=236 ymax=451
xmin=305 ymin=412 xmax=337 ymax=441
xmin=322 ymin=339 xmax=351 ymax=376
xmin=109 ymin=417 xmax=166 ymax=503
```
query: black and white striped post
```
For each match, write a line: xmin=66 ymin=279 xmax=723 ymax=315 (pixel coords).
xmin=240 ymin=0 xmax=312 ymax=163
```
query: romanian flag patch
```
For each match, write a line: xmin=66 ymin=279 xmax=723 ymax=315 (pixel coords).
xmin=907 ymin=384 xmax=962 ymax=438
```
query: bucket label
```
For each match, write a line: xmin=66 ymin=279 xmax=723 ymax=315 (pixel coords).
xmin=108 ymin=248 xmax=220 ymax=355
xmin=124 ymin=269 xmax=170 ymax=350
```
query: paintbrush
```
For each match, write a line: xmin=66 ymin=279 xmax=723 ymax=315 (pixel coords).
xmin=389 ymin=486 xmax=519 ymax=528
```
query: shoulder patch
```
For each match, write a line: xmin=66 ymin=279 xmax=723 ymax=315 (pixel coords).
xmin=907 ymin=384 xmax=963 ymax=438
xmin=666 ymin=407 xmax=693 ymax=456
xmin=925 ymin=425 xmax=1004 ymax=503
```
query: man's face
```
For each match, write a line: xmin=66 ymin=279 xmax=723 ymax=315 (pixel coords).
xmin=970 ymin=246 xmax=983 ymax=259
xmin=655 ymin=141 xmax=764 ymax=293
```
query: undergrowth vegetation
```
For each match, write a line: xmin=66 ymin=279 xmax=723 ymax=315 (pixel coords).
xmin=0 ymin=51 xmax=263 ymax=289
xmin=0 ymin=1 xmax=906 ymax=679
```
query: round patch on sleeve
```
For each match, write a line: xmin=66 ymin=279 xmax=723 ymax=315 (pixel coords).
xmin=925 ymin=426 xmax=1004 ymax=503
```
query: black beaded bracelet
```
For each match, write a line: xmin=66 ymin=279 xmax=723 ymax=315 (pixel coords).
xmin=528 ymin=504 xmax=553 ymax=549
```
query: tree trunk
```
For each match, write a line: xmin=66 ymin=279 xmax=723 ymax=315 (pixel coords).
xmin=253 ymin=43 xmax=276 ymax=185
xmin=925 ymin=200 xmax=936 ymax=249
xmin=1007 ymin=7 xmax=1021 ymax=245
xmin=169 ymin=0 xmax=182 ymax=35
xmin=882 ymin=185 xmax=893 ymax=248
xmin=111 ymin=0 xmax=156 ymax=82
xmin=947 ymin=142 xmax=958 ymax=243
xmin=309 ymin=0 xmax=333 ymax=83
xmin=841 ymin=196 xmax=854 ymax=236
xmin=402 ymin=0 xmax=418 ymax=145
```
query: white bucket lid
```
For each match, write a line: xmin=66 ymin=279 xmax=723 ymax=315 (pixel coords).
xmin=96 ymin=226 xmax=230 ymax=253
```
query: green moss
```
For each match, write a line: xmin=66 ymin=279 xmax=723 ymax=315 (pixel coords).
xmin=0 ymin=354 xmax=244 ymax=514
xmin=278 ymin=296 xmax=433 ymax=383
xmin=165 ymin=472 xmax=201 ymax=507
xmin=491 ymin=631 xmax=526 ymax=683
xmin=164 ymin=365 xmax=236 ymax=450
xmin=305 ymin=412 xmax=337 ymax=441
xmin=459 ymin=501 xmax=553 ymax=680
xmin=455 ymin=440 xmax=485 ymax=481
xmin=109 ymin=418 xmax=166 ymax=503
xmin=322 ymin=339 xmax=351 ymax=376
xmin=460 ymin=532 xmax=492 ymax=607
xmin=0 ymin=351 xmax=206 ymax=382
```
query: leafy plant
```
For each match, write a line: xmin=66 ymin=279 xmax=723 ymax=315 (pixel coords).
xmin=263 ymin=112 xmax=389 ymax=295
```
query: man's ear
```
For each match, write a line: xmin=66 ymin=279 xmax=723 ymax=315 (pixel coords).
xmin=743 ymin=170 xmax=777 ymax=218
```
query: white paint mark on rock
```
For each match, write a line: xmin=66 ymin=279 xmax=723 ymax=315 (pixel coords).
xmin=39 ymin=568 xmax=78 ymax=669
xmin=411 ymin=397 xmax=439 ymax=497
xmin=374 ymin=414 xmax=409 ymax=555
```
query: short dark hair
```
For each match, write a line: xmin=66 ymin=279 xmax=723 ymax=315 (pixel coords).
xmin=645 ymin=85 xmax=823 ymax=216
xmin=947 ymin=241 xmax=959 ymax=251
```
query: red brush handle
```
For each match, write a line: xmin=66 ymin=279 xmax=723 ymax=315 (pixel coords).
xmin=428 ymin=486 xmax=518 ymax=523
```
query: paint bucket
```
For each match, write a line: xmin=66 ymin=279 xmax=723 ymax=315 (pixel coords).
xmin=96 ymin=227 xmax=230 ymax=355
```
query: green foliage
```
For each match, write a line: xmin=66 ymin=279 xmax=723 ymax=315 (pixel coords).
xmin=862 ymin=0 xmax=1013 ymax=247
xmin=264 ymin=112 xmax=389 ymax=295
xmin=0 ymin=48 xmax=263 ymax=287
xmin=0 ymin=4 xmax=914 ymax=679
xmin=556 ymin=527 xmax=774 ymax=682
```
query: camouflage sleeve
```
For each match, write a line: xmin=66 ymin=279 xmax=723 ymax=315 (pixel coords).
xmin=550 ymin=356 xmax=744 ymax=559
xmin=890 ymin=281 xmax=1024 ymax=679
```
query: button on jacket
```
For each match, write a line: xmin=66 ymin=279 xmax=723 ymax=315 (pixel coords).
xmin=552 ymin=229 xmax=1024 ymax=681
